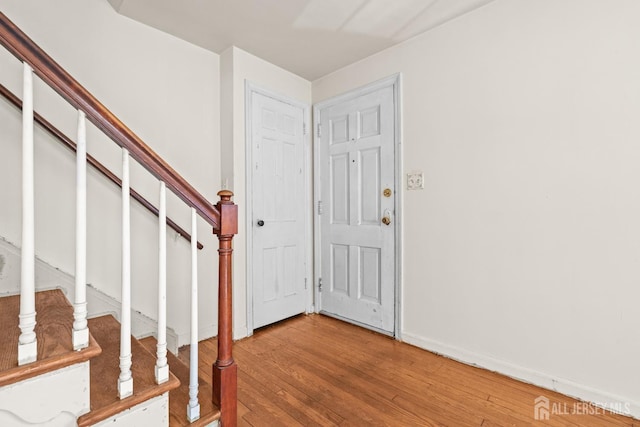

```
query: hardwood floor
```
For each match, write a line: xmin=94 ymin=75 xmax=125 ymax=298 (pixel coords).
xmin=180 ymin=314 xmax=637 ymax=427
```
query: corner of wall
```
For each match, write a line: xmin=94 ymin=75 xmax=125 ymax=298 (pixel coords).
xmin=220 ymin=48 xmax=235 ymax=191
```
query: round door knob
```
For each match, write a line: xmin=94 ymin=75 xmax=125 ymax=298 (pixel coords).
xmin=257 ymin=220 xmax=265 ymax=227
xmin=382 ymin=216 xmax=391 ymax=226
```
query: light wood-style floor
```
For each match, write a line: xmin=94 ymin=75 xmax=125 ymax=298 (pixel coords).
xmin=180 ymin=314 xmax=637 ymax=427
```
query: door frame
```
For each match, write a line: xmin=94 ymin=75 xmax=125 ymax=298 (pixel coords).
xmin=245 ymin=82 xmax=313 ymax=336
xmin=313 ymin=73 xmax=403 ymax=339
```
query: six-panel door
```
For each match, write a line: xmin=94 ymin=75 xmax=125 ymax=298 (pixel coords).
xmin=252 ymin=92 xmax=306 ymax=329
xmin=319 ymin=85 xmax=395 ymax=333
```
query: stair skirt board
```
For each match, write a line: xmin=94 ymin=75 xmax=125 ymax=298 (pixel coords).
xmin=0 ymin=237 xmax=181 ymax=353
xmin=0 ymin=362 xmax=90 ymax=424
xmin=86 ymin=283 xmax=181 ymax=354
xmin=0 ymin=410 xmax=77 ymax=427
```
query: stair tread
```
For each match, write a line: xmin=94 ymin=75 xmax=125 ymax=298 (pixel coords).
xmin=77 ymin=315 xmax=180 ymax=427
xmin=140 ymin=336 xmax=221 ymax=426
xmin=0 ymin=289 xmax=102 ymax=387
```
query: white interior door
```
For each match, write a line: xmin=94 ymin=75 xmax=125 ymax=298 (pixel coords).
xmin=317 ymin=83 xmax=396 ymax=333
xmin=251 ymin=91 xmax=307 ymax=329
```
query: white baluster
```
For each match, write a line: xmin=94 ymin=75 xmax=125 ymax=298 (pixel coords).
xmin=186 ymin=208 xmax=200 ymax=422
xmin=118 ymin=148 xmax=133 ymax=399
xmin=72 ymin=110 xmax=89 ymax=350
xmin=155 ymin=181 xmax=169 ymax=384
xmin=18 ymin=62 xmax=37 ymax=365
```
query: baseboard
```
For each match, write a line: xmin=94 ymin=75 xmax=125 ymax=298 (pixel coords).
xmin=86 ymin=284 xmax=180 ymax=355
xmin=0 ymin=236 xmax=180 ymax=354
xmin=401 ymin=331 xmax=640 ymax=420
xmin=0 ymin=236 xmax=222 ymax=353
xmin=0 ymin=236 xmax=75 ymax=297
xmin=176 ymin=323 xmax=218 ymax=349
xmin=234 ymin=325 xmax=249 ymax=341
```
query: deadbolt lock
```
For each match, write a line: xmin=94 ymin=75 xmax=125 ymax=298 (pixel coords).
xmin=383 ymin=188 xmax=392 ymax=198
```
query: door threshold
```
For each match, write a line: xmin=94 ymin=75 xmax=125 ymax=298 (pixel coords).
xmin=253 ymin=312 xmax=307 ymax=333
xmin=319 ymin=311 xmax=395 ymax=338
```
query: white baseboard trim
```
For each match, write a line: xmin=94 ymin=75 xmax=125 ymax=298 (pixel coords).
xmin=86 ymin=284 xmax=180 ymax=355
xmin=0 ymin=237 xmax=181 ymax=354
xmin=176 ymin=323 xmax=218 ymax=349
xmin=401 ymin=331 xmax=640 ymax=420
xmin=234 ymin=325 xmax=249 ymax=341
xmin=1 ymin=236 xmax=223 ymax=353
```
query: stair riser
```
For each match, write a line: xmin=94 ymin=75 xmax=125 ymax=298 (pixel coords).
xmin=0 ymin=410 xmax=77 ymax=426
xmin=0 ymin=361 xmax=90 ymax=423
xmin=90 ymin=392 xmax=169 ymax=427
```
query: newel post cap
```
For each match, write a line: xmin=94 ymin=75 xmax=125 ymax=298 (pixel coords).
xmin=217 ymin=190 xmax=234 ymax=203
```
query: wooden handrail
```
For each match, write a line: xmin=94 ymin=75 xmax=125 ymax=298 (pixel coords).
xmin=0 ymin=12 xmax=220 ymax=230
xmin=0 ymin=83 xmax=204 ymax=250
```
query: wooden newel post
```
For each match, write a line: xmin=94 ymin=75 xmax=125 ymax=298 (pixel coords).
xmin=213 ymin=190 xmax=238 ymax=426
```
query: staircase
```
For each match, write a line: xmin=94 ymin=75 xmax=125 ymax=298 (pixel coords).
xmin=0 ymin=289 xmax=221 ymax=426
xmin=0 ymin=290 xmax=100 ymax=425
xmin=0 ymin=11 xmax=237 ymax=427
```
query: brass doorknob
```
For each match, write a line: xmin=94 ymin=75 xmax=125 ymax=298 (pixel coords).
xmin=382 ymin=216 xmax=391 ymax=225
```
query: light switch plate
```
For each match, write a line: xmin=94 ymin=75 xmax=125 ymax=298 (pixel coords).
xmin=407 ymin=171 xmax=424 ymax=190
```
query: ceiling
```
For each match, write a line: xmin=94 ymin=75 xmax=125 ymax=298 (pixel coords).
xmin=108 ymin=0 xmax=496 ymax=81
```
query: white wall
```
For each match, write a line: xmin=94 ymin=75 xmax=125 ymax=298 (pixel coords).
xmin=220 ymin=47 xmax=311 ymax=339
xmin=3 ymin=0 xmax=639 ymax=416
xmin=314 ymin=0 xmax=640 ymax=416
xmin=0 ymin=0 xmax=221 ymax=344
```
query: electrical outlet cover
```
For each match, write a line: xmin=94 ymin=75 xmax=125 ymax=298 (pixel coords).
xmin=407 ymin=172 xmax=424 ymax=190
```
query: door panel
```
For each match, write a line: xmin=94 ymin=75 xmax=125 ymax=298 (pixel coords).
xmin=360 ymin=246 xmax=381 ymax=303
xmin=360 ymin=147 xmax=380 ymax=225
xmin=331 ymin=154 xmax=350 ymax=224
xmin=319 ymin=85 xmax=396 ymax=333
xmin=252 ymin=92 xmax=306 ymax=329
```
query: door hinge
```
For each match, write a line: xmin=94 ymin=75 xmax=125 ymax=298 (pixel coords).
xmin=304 ymin=278 xmax=308 ymax=290
xmin=317 ymin=200 xmax=323 ymax=215
xmin=316 ymin=123 xmax=322 ymax=138
xmin=303 ymin=122 xmax=307 ymax=135
xmin=318 ymin=278 xmax=323 ymax=292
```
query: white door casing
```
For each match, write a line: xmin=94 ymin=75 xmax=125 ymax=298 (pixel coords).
xmin=315 ymin=77 xmax=399 ymax=334
xmin=249 ymin=88 xmax=308 ymax=330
